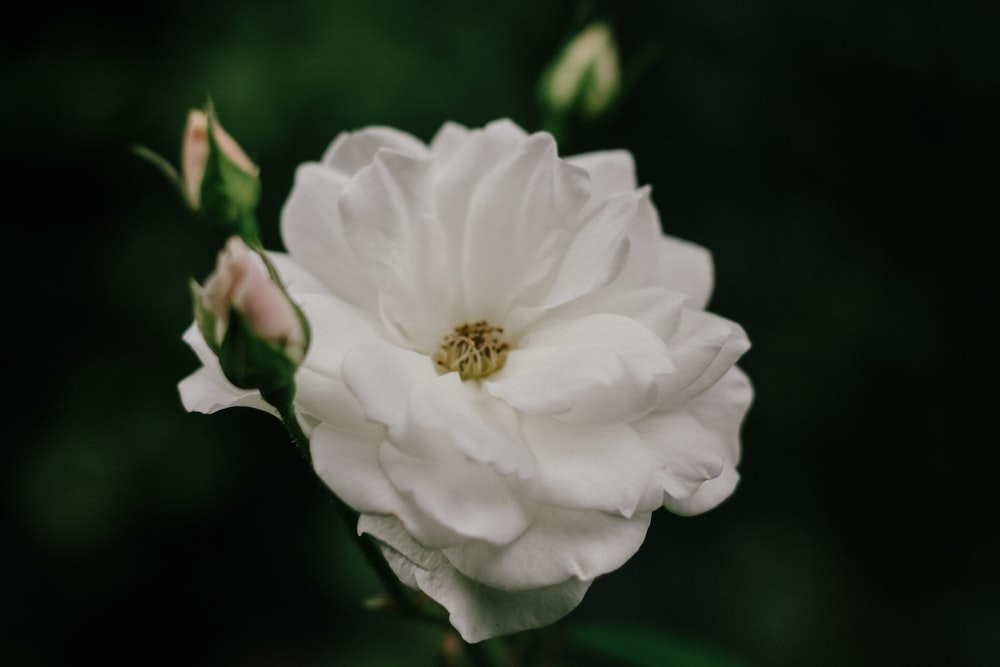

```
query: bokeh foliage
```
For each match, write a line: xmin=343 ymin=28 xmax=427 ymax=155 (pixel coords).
xmin=4 ymin=1 xmax=999 ymax=665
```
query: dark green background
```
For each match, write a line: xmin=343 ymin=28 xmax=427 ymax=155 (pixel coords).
xmin=4 ymin=1 xmax=998 ymax=665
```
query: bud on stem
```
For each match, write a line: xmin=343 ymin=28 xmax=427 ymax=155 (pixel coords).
xmin=193 ymin=236 xmax=310 ymax=397
xmin=538 ymin=21 xmax=623 ymax=143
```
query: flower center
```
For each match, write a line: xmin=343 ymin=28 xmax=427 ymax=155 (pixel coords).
xmin=433 ymin=321 xmax=510 ymax=380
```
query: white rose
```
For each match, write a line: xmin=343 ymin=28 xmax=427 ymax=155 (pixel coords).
xmin=179 ymin=119 xmax=753 ymax=643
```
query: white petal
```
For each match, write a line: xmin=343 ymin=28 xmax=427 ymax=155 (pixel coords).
xmin=657 ymin=310 xmax=751 ymax=409
xmin=343 ymin=346 xmax=539 ymax=547
xmin=360 ymin=514 xmax=592 ymax=643
xmin=340 ymin=344 xmax=439 ymax=454
xmin=400 ymin=373 xmax=535 ymax=478
xmin=487 ymin=313 xmax=674 ymax=425
xmin=428 ymin=119 xmax=530 ymax=258
xmin=566 ymin=149 xmax=637 ymax=199
xmin=278 ymin=283 xmax=390 ymax=429
xmin=380 ymin=441 xmax=534 ymax=547
xmin=451 ymin=130 xmax=592 ymax=318
xmin=653 ymin=235 xmax=715 ymax=309
xmin=177 ymin=366 xmax=270 ymax=414
xmin=511 ymin=417 xmax=653 ymax=516
xmin=612 ymin=192 xmax=665 ymax=291
xmin=442 ymin=506 xmax=652 ymax=591
xmin=321 ymin=126 xmax=428 ymax=175
xmin=310 ymin=423 xmax=398 ymax=516
xmin=337 ymin=149 xmax=435 ymax=279
xmin=537 ymin=190 xmax=639 ymax=308
xmin=177 ymin=324 xmax=272 ymax=414
xmin=286 ymin=127 xmax=431 ymax=308
xmin=636 ymin=366 xmax=753 ymax=516
xmin=335 ymin=150 xmax=460 ymax=350
xmin=264 ymin=250 xmax=331 ymax=297
xmin=280 ymin=162 xmax=379 ymax=307
xmin=503 ymin=194 xmax=668 ymax=335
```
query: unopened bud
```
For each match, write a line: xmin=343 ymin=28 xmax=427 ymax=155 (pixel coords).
xmin=181 ymin=105 xmax=261 ymax=233
xmin=133 ymin=101 xmax=262 ymax=240
xmin=540 ymin=21 xmax=622 ymax=122
xmin=193 ymin=236 xmax=309 ymax=392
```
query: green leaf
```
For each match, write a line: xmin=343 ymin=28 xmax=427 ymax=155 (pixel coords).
xmin=564 ymin=624 xmax=749 ymax=667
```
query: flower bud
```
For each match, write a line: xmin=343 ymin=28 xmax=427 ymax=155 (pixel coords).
xmin=193 ymin=236 xmax=309 ymax=393
xmin=539 ymin=21 xmax=622 ymax=121
xmin=181 ymin=105 xmax=261 ymax=232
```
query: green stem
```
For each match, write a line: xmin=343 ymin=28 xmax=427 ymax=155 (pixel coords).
xmin=237 ymin=213 xmax=262 ymax=249
xmin=262 ymin=383 xmax=311 ymax=464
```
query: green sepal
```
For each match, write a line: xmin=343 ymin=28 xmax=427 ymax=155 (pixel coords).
xmin=198 ymin=103 xmax=262 ymax=240
xmin=189 ymin=278 xmax=220 ymax=355
xmin=217 ymin=306 xmax=299 ymax=395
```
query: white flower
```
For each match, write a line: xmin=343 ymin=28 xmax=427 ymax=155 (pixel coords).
xmin=178 ymin=119 xmax=752 ymax=643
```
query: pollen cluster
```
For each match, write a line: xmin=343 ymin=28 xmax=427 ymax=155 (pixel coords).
xmin=433 ymin=321 xmax=510 ymax=380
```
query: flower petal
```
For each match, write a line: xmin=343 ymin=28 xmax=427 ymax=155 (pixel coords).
xmin=335 ymin=149 xmax=463 ymax=350
xmin=448 ymin=128 xmax=592 ymax=319
xmin=400 ymin=373 xmax=536 ymax=478
xmin=177 ymin=324 xmax=272 ymax=414
xmin=536 ymin=190 xmax=639 ymax=309
xmin=657 ymin=310 xmax=751 ymax=409
xmin=343 ymin=347 xmax=539 ymax=547
xmin=291 ymin=292 xmax=389 ymax=426
xmin=380 ymin=440 xmax=534 ymax=547
xmin=545 ymin=286 xmax=689 ymax=343
xmin=321 ymin=125 xmax=428 ymax=175
xmin=310 ymin=423 xmax=397 ymax=516
xmin=487 ymin=313 xmax=674 ymax=425
xmin=427 ymin=119 xmax=531 ymax=274
xmin=177 ymin=366 xmax=269 ymax=414
xmin=264 ymin=250 xmax=331 ymax=297
xmin=636 ymin=366 xmax=753 ymax=516
xmin=360 ymin=514 xmax=592 ymax=643
xmin=566 ymin=149 xmax=637 ymax=199
xmin=653 ymin=235 xmax=715 ymax=309
xmin=337 ymin=149 xmax=435 ymax=279
xmin=511 ymin=417 xmax=654 ymax=516
xmin=442 ymin=506 xmax=652 ymax=591
xmin=280 ymin=162 xmax=379 ymax=308
xmin=340 ymin=344 xmax=440 ymax=454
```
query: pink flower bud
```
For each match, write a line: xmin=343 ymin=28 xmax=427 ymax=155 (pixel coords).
xmin=200 ymin=237 xmax=306 ymax=364
xmin=181 ymin=109 xmax=258 ymax=210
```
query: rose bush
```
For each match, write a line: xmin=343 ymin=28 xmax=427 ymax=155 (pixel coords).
xmin=179 ymin=119 xmax=752 ymax=643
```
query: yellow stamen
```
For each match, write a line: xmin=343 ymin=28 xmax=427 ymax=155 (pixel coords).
xmin=433 ymin=321 xmax=509 ymax=380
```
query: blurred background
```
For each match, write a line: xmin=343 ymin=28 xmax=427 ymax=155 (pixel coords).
xmin=4 ymin=0 xmax=999 ymax=665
